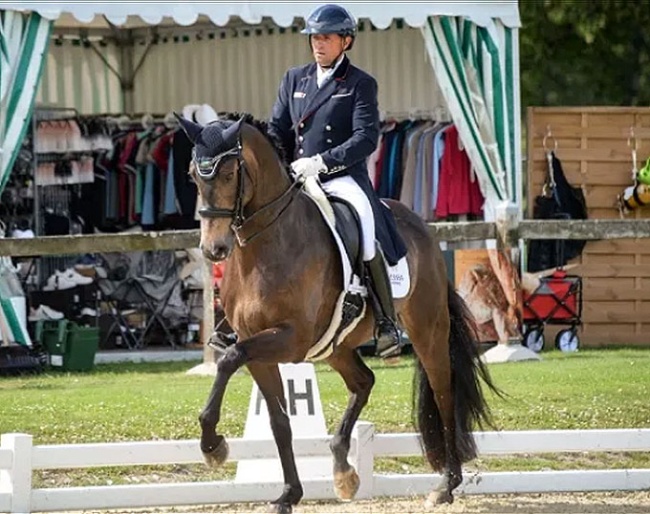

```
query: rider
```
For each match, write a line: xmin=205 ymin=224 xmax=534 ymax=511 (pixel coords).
xmin=268 ymin=4 xmax=406 ymax=358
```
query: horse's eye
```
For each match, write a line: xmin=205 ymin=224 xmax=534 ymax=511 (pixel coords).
xmin=223 ymin=171 xmax=235 ymax=182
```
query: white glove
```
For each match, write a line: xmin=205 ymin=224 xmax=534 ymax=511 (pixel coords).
xmin=290 ymin=154 xmax=327 ymax=178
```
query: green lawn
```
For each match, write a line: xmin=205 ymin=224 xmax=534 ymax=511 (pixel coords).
xmin=1 ymin=347 xmax=649 ymax=485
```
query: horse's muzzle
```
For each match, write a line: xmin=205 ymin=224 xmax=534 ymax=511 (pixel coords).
xmin=201 ymin=243 xmax=231 ymax=263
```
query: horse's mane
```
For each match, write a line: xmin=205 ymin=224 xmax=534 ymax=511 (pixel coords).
xmin=219 ymin=112 xmax=288 ymax=166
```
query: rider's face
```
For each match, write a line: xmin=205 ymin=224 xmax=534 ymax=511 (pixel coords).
xmin=311 ymin=33 xmax=351 ymax=68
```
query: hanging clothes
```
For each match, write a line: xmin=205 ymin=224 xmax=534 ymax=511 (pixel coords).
xmin=435 ymin=125 xmax=483 ymax=219
xmin=371 ymin=117 xmax=483 ymax=222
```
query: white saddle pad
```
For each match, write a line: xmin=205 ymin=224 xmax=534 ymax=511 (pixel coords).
xmin=303 ymin=177 xmax=410 ymax=299
xmin=300 ymin=178 xmax=410 ymax=361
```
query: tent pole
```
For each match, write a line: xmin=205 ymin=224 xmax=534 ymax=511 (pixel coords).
xmin=116 ymin=29 xmax=135 ymax=114
xmin=186 ymin=258 xmax=218 ymax=376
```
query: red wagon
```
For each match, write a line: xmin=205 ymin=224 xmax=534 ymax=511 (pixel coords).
xmin=522 ymin=269 xmax=582 ymax=352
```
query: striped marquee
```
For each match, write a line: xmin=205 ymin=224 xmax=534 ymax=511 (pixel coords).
xmin=0 ymin=2 xmax=520 ymax=209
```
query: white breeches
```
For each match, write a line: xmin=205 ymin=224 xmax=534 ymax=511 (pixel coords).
xmin=321 ymin=175 xmax=376 ymax=261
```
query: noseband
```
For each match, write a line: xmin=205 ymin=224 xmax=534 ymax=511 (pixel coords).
xmin=194 ymin=138 xmax=301 ymax=246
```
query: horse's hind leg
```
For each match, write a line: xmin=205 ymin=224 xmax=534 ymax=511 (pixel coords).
xmin=326 ymin=347 xmax=375 ymax=501
xmin=403 ymin=308 xmax=463 ymax=505
xmin=247 ymin=362 xmax=303 ymax=514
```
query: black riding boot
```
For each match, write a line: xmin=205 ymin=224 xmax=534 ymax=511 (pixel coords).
xmin=365 ymin=249 xmax=402 ymax=358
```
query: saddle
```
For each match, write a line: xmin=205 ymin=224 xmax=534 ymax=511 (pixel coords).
xmin=329 ymin=197 xmax=364 ymax=280
xmin=300 ymin=177 xmax=413 ymax=361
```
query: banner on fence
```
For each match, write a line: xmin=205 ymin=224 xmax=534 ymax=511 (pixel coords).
xmin=450 ymin=248 xmax=523 ymax=344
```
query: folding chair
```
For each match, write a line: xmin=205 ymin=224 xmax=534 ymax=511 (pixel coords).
xmin=97 ymin=250 xmax=186 ymax=349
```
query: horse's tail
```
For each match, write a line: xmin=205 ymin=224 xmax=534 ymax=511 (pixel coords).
xmin=414 ymin=282 xmax=501 ymax=470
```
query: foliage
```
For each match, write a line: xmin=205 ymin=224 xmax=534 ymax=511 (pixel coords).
xmin=519 ymin=0 xmax=650 ymax=107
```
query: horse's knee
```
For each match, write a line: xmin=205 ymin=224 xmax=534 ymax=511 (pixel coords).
xmin=269 ymin=408 xmax=291 ymax=430
xmin=216 ymin=345 xmax=247 ymax=375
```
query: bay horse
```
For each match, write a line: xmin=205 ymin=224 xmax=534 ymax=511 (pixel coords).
xmin=180 ymin=113 xmax=499 ymax=513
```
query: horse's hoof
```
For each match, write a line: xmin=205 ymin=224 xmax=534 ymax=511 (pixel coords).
xmin=334 ymin=467 xmax=360 ymax=501
xmin=424 ymin=490 xmax=454 ymax=509
xmin=202 ymin=436 xmax=229 ymax=467
xmin=268 ymin=502 xmax=292 ymax=514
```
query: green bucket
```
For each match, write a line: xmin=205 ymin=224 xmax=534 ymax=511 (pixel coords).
xmin=35 ymin=320 xmax=99 ymax=372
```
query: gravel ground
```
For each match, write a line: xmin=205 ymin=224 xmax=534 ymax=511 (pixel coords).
xmin=49 ymin=491 xmax=650 ymax=514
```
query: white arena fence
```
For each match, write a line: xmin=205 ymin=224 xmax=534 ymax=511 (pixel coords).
xmin=1 ymin=423 xmax=650 ymax=513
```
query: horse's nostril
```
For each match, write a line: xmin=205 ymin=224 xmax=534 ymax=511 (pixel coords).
xmin=201 ymin=244 xmax=229 ymax=262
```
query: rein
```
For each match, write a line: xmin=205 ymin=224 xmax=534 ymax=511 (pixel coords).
xmin=195 ymin=139 xmax=302 ymax=246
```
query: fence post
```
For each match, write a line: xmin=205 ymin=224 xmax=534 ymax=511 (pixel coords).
xmin=1 ymin=434 xmax=33 ymax=514
xmin=351 ymin=421 xmax=374 ymax=500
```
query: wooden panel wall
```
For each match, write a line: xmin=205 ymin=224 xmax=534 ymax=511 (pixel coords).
xmin=527 ymin=107 xmax=650 ymax=347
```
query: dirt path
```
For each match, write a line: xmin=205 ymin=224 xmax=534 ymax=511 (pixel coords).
xmin=51 ymin=491 xmax=650 ymax=513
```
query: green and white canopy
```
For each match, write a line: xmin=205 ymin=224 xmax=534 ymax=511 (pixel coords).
xmin=0 ymin=1 xmax=520 ymax=211
xmin=423 ymin=16 xmax=520 ymax=216
xmin=0 ymin=9 xmax=50 ymax=193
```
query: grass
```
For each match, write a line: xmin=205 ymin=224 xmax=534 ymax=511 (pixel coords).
xmin=1 ymin=347 xmax=649 ymax=486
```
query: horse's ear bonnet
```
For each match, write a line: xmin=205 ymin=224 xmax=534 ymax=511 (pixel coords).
xmin=174 ymin=113 xmax=245 ymax=159
xmin=174 ymin=112 xmax=203 ymax=144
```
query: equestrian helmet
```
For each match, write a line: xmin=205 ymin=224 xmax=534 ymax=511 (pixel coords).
xmin=302 ymin=4 xmax=357 ymax=48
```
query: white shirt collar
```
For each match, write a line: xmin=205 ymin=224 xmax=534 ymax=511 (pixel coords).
xmin=316 ymin=54 xmax=345 ymax=88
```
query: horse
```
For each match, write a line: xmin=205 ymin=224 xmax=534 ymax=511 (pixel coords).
xmin=179 ymin=113 xmax=499 ymax=513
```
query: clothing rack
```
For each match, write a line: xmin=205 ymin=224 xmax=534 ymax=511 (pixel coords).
xmin=380 ymin=106 xmax=451 ymax=123
xmin=104 ymin=113 xmax=178 ymax=132
xmin=33 ymin=106 xmax=79 ymax=122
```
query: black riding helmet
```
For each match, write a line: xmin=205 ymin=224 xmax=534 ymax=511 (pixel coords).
xmin=302 ymin=4 xmax=357 ymax=50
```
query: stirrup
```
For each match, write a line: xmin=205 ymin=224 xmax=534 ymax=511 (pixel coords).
xmin=208 ymin=330 xmax=238 ymax=354
xmin=375 ymin=319 xmax=402 ymax=358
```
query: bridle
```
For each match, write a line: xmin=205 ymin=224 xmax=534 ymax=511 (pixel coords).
xmin=193 ymin=137 xmax=301 ymax=246
xmin=195 ymin=141 xmax=247 ymax=228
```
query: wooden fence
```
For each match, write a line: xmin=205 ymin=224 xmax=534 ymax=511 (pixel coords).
xmin=3 ymin=219 xmax=650 ymax=258
xmin=3 ymin=219 xmax=650 ymax=350
xmin=528 ymin=107 xmax=650 ymax=345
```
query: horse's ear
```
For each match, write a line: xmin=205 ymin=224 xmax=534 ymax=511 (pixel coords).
xmin=221 ymin=116 xmax=245 ymax=147
xmin=174 ymin=112 xmax=203 ymax=144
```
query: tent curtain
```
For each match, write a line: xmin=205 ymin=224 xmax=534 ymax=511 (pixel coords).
xmin=422 ymin=16 xmax=518 ymax=218
xmin=0 ymin=9 xmax=52 ymax=195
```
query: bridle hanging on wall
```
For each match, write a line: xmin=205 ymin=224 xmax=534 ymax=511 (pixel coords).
xmin=542 ymin=125 xmax=558 ymax=197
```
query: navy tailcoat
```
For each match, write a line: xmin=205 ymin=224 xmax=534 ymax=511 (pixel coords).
xmin=268 ymin=55 xmax=407 ymax=265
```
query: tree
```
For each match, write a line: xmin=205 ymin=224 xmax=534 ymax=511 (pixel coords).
xmin=519 ymin=0 xmax=650 ymax=107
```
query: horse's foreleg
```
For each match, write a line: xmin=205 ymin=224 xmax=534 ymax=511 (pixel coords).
xmin=248 ymin=362 xmax=303 ymax=514
xmin=199 ymin=342 xmax=247 ymax=467
xmin=199 ymin=323 xmax=302 ymax=469
xmin=200 ymin=323 xmax=304 ymax=514
xmin=326 ymin=347 xmax=375 ymax=501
